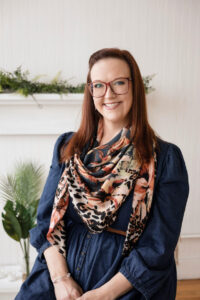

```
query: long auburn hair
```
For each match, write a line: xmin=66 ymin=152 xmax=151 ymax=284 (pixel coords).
xmin=61 ymin=48 xmax=158 ymax=164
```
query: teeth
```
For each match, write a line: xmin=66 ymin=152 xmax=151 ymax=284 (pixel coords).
xmin=104 ymin=103 xmax=119 ymax=107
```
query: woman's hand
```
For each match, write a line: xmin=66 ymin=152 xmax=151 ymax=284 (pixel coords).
xmin=54 ymin=277 xmax=83 ymax=300
xmin=77 ymin=272 xmax=133 ymax=300
xmin=76 ymin=288 xmax=114 ymax=300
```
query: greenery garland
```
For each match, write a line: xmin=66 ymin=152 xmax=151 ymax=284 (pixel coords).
xmin=0 ymin=66 xmax=155 ymax=97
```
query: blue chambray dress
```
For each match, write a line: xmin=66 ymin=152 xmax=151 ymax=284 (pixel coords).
xmin=15 ymin=132 xmax=189 ymax=300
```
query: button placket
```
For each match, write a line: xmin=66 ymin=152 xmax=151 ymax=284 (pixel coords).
xmin=75 ymin=232 xmax=92 ymax=279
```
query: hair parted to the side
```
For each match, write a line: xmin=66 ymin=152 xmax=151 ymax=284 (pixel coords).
xmin=60 ymin=48 xmax=158 ymax=164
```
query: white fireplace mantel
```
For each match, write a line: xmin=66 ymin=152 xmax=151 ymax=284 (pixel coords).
xmin=0 ymin=93 xmax=84 ymax=105
xmin=0 ymin=93 xmax=83 ymax=135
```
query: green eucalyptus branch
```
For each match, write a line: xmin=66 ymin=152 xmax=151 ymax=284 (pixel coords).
xmin=0 ymin=66 xmax=155 ymax=97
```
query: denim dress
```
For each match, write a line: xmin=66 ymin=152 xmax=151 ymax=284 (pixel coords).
xmin=15 ymin=132 xmax=189 ymax=300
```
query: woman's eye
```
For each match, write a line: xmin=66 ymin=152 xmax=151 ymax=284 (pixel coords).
xmin=114 ymin=80 xmax=125 ymax=86
xmin=94 ymin=83 xmax=103 ymax=88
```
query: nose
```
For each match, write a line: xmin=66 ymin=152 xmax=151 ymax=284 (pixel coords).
xmin=104 ymin=84 xmax=115 ymax=98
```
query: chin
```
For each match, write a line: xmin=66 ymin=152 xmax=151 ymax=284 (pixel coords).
xmin=104 ymin=117 xmax=128 ymax=126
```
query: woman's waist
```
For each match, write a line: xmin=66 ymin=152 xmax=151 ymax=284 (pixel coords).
xmin=65 ymin=219 xmax=126 ymax=237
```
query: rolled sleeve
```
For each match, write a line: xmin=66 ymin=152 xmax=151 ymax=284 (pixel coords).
xmin=29 ymin=132 xmax=73 ymax=258
xmin=119 ymin=143 xmax=189 ymax=299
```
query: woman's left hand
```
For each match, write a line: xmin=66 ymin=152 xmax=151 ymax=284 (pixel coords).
xmin=76 ymin=288 xmax=114 ymax=300
xmin=77 ymin=272 xmax=133 ymax=300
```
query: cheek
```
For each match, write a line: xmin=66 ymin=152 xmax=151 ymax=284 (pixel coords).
xmin=125 ymin=95 xmax=133 ymax=112
xmin=93 ymin=99 xmax=102 ymax=111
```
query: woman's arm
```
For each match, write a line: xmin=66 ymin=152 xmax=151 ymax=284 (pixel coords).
xmin=44 ymin=246 xmax=69 ymax=280
xmin=30 ymin=132 xmax=83 ymax=299
xmin=30 ymin=132 xmax=73 ymax=258
xmin=77 ymin=272 xmax=133 ymax=300
xmin=44 ymin=246 xmax=83 ymax=300
xmin=117 ymin=143 xmax=189 ymax=299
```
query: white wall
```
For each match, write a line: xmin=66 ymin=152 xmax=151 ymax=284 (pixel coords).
xmin=0 ymin=0 xmax=200 ymax=279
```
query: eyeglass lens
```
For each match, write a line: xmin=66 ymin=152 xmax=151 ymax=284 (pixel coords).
xmin=91 ymin=78 xmax=129 ymax=97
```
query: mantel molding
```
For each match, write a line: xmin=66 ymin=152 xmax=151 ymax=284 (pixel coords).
xmin=0 ymin=93 xmax=84 ymax=106
xmin=0 ymin=93 xmax=83 ymax=135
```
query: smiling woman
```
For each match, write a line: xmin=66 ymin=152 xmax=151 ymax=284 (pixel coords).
xmin=15 ymin=48 xmax=189 ymax=300
xmin=63 ymin=48 xmax=155 ymax=164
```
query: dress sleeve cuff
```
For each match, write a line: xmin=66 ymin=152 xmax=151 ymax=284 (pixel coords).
xmin=119 ymin=267 xmax=150 ymax=300
xmin=38 ymin=240 xmax=52 ymax=259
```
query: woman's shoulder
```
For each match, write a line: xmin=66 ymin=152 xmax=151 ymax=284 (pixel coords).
xmin=55 ymin=131 xmax=75 ymax=147
xmin=156 ymin=136 xmax=185 ymax=156
xmin=52 ymin=131 xmax=75 ymax=163
xmin=155 ymin=136 xmax=188 ymax=179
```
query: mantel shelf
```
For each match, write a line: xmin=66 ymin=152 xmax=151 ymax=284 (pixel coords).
xmin=0 ymin=93 xmax=83 ymax=135
xmin=0 ymin=93 xmax=84 ymax=106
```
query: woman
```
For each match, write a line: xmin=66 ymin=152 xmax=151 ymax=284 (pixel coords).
xmin=15 ymin=48 xmax=189 ymax=300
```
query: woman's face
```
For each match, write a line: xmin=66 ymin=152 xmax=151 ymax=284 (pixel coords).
xmin=90 ymin=58 xmax=133 ymax=128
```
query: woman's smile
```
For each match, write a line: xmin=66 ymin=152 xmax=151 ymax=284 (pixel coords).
xmin=103 ymin=101 xmax=122 ymax=110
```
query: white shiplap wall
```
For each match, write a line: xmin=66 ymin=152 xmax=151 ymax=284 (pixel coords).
xmin=0 ymin=0 xmax=200 ymax=279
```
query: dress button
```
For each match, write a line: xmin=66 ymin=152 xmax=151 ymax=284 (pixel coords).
xmin=77 ymin=267 xmax=80 ymax=271
xmin=87 ymin=234 xmax=91 ymax=238
xmin=81 ymin=251 xmax=85 ymax=255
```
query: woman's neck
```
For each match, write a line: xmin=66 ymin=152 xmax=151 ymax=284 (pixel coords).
xmin=99 ymin=121 xmax=127 ymax=146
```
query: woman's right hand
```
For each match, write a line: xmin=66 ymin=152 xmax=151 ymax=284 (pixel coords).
xmin=54 ymin=276 xmax=83 ymax=300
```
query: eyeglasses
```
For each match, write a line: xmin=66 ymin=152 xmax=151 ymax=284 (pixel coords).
xmin=88 ymin=77 xmax=132 ymax=98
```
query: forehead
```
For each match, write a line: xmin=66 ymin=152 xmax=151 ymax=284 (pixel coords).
xmin=90 ymin=57 xmax=130 ymax=81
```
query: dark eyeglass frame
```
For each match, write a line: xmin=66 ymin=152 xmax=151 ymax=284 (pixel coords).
xmin=87 ymin=77 xmax=132 ymax=98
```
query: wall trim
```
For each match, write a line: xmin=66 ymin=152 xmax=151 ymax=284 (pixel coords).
xmin=0 ymin=93 xmax=83 ymax=106
xmin=0 ymin=93 xmax=83 ymax=136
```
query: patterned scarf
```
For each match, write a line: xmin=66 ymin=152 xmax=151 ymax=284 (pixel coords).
xmin=47 ymin=126 xmax=156 ymax=257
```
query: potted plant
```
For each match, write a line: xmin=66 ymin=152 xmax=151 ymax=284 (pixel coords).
xmin=0 ymin=162 xmax=43 ymax=280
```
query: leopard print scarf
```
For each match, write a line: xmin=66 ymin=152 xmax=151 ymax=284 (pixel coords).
xmin=47 ymin=127 xmax=156 ymax=257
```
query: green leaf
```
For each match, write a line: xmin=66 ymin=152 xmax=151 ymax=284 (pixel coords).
xmin=15 ymin=202 xmax=32 ymax=239
xmin=51 ymin=71 xmax=62 ymax=84
xmin=2 ymin=203 xmax=22 ymax=241
xmin=2 ymin=200 xmax=33 ymax=239
xmin=29 ymin=199 xmax=39 ymax=220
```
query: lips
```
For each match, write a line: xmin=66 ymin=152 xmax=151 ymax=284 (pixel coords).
xmin=103 ymin=102 xmax=121 ymax=110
